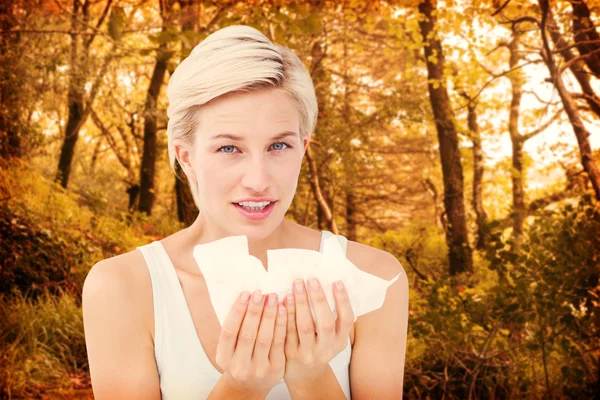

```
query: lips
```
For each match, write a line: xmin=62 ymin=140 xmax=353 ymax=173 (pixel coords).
xmin=233 ymin=201 xmax=276 ymax=221
xmin=234 ymin=198 xmax=276 ymax=203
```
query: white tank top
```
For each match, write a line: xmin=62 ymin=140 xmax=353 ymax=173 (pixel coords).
xmin=137 ymin=230 xmax=352 ymax=400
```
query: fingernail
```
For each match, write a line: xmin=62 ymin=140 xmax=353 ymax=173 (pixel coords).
xmin=267 ymin=294 xmax=276 ymax=306
xmin=286 ymin=294 xmax=294 ymax=305
xmin=253 ymin=290 xmax=263 ymax=304
xmin=279 ymin=305 xmax=286 ymax=316
xmin=335 ymin=280 xmax=345 ymax=291
xmin=240 ymin=292 xmax=251 ymax=303
xmin=294 ymin=279 xmax=304 ymax=293
xmin=308 ymin=278 xmax=319 ymax=291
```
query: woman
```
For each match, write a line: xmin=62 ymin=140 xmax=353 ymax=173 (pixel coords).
xmin=82 ymin=25 xmax=408 ymax=399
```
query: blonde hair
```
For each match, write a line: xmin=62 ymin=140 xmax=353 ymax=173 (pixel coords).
xmin=166 ymin=25 xmax=318 ymax=208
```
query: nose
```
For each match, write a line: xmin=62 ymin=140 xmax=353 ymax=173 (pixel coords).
xmin=241 ymin=155 xmax=270 ymax=193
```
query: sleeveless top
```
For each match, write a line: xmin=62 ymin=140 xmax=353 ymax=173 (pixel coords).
xmin=137 ymin=230 xmax=352 ymax=399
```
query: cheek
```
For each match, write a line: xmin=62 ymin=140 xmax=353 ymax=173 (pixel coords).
xmin=270 ymin=156 xmax=302 ymax=180
xmin=195 ymin=157 xmax=235 ymax=189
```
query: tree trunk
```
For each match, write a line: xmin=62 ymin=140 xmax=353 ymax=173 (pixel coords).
xmin=467 ymin=101 xmax=488 ymax=250
xmin=56 ymin=0 xmax=86 ymax=188
xmin=418 ymin=0 xmax=473 ymax=275
xmin=508 ymin=26 xmax=526 ymax=251
xmin=173 ymin=0 xmax=200 ymax=225
xmin=307 ymin=37 xmax=336 ymax=233
xmin=306 ymin=145 xmax=338 ymax=234
xmin=138 ymin=41 xmax=170 ymax=215
xmin=547 ymin=9 xmax=600 ymax=119
xmin=422 ymin=178 xmax=443 ymax=229
xmin=570 ymin=0 xmax=600 ymax=78
xmin=540 ymin=1 xmax=600 ymax=201
xmin=126 ymin=184 xmax=140 ymax=211
xmin=346 ymin=190 xmax=357 ymax=242
xmin=55 ymin=0 xmax=112 ymax=188
xmin=0 ymin=1 xmax=22 ymax=159
xmin=175 ymin=162 xmax=198 ymax=226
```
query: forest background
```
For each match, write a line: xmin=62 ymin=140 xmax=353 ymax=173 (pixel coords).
xmin=0 ymin=0 xmax=599 ymax=398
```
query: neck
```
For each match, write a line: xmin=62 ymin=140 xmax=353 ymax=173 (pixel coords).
xmin=187 ymin=213 xmax=290 ymax=270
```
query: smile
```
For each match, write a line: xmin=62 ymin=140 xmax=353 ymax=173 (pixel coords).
xmin=233 ymin=201 xmax=276 ymax=221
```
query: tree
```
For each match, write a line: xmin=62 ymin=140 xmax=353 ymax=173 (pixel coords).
xmin=138 ymin=0 xmax=175 ymax=215
xmin=569 ymin=0 xmax=600 ymax=78
xmin=173 ymin=0 xmax=201 ymax=226
xmin=55 ymin=0 xmax=113 ymax=188
xmin=418 ymin=0 xmax=473 ymax=275
xmin=538 ymin=0 xmax=600 ymax=201
xmin=503 ymin=23 xmax=561 ymax=250
xmin=0 ymin=1 xmax=23 ymax=160
xmin=458 ymin=90 xmax=488 ymax=250
xmin=546 ymin=8 xmax=600 ymax=119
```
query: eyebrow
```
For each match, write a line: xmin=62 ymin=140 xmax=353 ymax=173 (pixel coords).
xmin=209 ymin=131 xmax=298 ymax=141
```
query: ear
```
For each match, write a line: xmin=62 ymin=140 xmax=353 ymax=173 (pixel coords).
xmin=302 ymin=137 xmax=310 ymax=151
xmin=174 ymin=138 xmax=196 ymax=181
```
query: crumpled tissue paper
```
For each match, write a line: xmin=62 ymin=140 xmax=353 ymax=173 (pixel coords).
xmin=193 ymin=234 xmax=402 ymax=327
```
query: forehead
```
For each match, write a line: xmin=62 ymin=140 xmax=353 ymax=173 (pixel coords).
xmin=196 ymin=89 xmax=300 ymax=136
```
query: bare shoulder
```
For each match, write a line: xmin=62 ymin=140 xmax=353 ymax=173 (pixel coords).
xmin=345 ymin=239 xmax=409 ymax=397
xmin=345 ymin=239 xmax=407 ymax=282
xmin=83 ymin=247 xmax=154 ymax=335
xmin=82 ymin=247 xmax=160 ymax=398
xmin=84 ymin=248 xmax=152 ymax=306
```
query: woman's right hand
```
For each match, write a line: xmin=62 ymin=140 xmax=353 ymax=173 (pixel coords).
xmin=215 ymin=290 xmax=287 ymax=397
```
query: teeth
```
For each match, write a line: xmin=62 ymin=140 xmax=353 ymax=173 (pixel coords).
xmin=237 ymin=201 xmax=271 ymax=211
xmin=238 ymin=201 xmax=270 ymax=207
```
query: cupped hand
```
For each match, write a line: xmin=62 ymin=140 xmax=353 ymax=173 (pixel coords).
xmin=215 ymin=290 xmax=287 ymax=397
xmin=282 ymin=278 xmax=354 ymax=385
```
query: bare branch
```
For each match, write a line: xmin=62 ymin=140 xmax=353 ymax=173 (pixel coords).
xmin=84 ymin=0 xmax=113 ymax=49
xmin=521 ymin=109 xmax=563 ymax=142
xmin=559 ymin=46 xmax=600 ymax=73
xmin=523 ymin=89 xmax=561 ymax=106
xmin=455 ymin=59 xmax=544 ymax=110
xmin=491 ymin=0 xmax=512 ymax=17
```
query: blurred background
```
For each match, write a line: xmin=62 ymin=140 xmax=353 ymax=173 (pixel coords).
xmin=0 ymin=0 xmax=599 ymax=398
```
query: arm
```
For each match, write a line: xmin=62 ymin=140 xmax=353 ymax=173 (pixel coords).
xmin=208 ymin=374 xmax=270 ymax=400
xmin=349 ymin=251 xmax=409 ymax=399
xmin=82 ymin=258 xmax=161 ymax=399
xmin=286 ymin=365 xmax=346 ymax=399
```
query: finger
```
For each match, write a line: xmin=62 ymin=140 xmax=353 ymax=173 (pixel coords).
xmin=306 ymin=278 xmax=336 ymax=347
xmin=252 ymin=293 xmax=278 ymax=365
xmin=216 ymin=291 xmax=251 ymax=369
xmin=269 ymin=298 xmax=287 ymax=368
xmin=293 ymin=279 xmax=316 ymax=351
xmin=234 ymin=290 xmax=265 ymax=363
xmin=284 ymin=293 xmax=298 ymax=353
xmin=333 ymin=280 xmax=354 ymax=341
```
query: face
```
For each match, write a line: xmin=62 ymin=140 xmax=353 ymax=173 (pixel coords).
xmin=174 ymin=88 xmax=309 ymax=240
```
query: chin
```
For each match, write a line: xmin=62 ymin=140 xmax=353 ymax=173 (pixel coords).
xmin=238 ymin=223 xmax=277 ymax=240
xmin=230 ymin=219 xmax=283 ymax=241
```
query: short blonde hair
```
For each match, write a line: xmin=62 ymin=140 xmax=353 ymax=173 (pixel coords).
xmin=166 ymin=25 xmax=318 ymax=207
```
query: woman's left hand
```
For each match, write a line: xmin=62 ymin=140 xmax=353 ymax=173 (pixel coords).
xmin=282 ymin=278 xmax=354 ymax=385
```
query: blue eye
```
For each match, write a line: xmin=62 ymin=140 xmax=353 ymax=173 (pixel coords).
xmin=219 ymin=145 xmax=237 ymax=154
xmin=217 ymin=142 xmax=293 ymax=154
xmin=271 ymin=142 xmax=291 ymax=151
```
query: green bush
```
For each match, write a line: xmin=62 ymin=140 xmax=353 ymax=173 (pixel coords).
xmin=399 ymin=196 xmax=599 ymax=399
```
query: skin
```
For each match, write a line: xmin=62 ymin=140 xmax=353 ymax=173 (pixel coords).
xmin=174 ymin=88 xmax=356 ymax=389
xmin=173 ymin=88 xmax=308 ymax=268
xmin=83 ymin=88 xmax=408 ymax=399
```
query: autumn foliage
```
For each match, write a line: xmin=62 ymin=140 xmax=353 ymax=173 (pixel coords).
xmin=1 ymin=0 xmax=599 ymax=398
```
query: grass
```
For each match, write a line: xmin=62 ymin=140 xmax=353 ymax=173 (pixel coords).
xmin=0 ymin=159 xmax=181 ymax=397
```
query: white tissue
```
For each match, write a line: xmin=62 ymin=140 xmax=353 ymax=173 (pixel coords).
xmin=192 ymin=234 xmax=402 ymax=327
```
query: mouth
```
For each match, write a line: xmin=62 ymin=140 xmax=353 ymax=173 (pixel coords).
xmin=232 ymin=201 xmax=277 ymax=220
